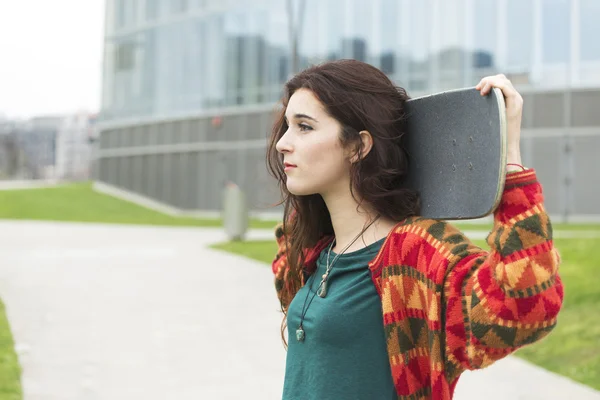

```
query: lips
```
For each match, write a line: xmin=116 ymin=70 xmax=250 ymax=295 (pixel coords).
xmin=284 ymin=162 xmax=297 ymax=168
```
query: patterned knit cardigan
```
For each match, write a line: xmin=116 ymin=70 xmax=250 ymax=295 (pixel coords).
xmin=271 ymin=169 xmax=564 ymax=399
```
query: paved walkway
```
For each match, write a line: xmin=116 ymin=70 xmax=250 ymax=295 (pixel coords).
xmin=0 ymin=180 xmax=61 ymax=191
xmin=0 ymin=221 xmax=598 ymax=400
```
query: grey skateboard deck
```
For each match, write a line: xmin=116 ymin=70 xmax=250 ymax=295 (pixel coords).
xmin=403 ymin=87 xmax=507 ymax=220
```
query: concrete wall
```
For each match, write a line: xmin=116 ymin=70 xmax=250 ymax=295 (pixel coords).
xmin=97 ymin=105 xmax=282 ymax=216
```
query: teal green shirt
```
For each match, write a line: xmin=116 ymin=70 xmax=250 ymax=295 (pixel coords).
xmin=282 ymin=237 xmax=396 ymax=399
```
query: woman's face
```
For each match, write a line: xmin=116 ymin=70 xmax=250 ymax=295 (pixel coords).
xmin=276 ymin=88 xmax=351 ymax=197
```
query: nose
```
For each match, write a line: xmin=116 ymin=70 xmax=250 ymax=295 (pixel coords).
xmin=276 ymin=129 xmax=292 ymax=154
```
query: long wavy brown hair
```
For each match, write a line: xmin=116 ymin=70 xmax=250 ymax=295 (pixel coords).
xmin=266 ymin=59 xmax=421 ymax=346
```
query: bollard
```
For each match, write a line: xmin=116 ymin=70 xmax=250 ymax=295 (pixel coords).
xmin=222 ymin=181 xmax=249 ymax=241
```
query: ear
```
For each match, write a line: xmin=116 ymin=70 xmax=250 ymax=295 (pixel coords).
xmin=349 ymin=130 xmax=374 ymax=163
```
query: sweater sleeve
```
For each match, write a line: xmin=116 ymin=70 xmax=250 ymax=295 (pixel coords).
xmin=441 ymin=169 xmax=564 ymax=372
xmin=272 ymin=222 xmax=288 ymax=276
xmin=271 ymin=222 xmax=292 ymax=308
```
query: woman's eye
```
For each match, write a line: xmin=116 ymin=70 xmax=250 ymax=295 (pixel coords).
xmin=298 ymin=123 xmax=312 ymax=132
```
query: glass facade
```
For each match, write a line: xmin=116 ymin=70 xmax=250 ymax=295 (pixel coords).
xmin=101 ymin=0 xmax=600 ymax=122
xmin=506 ymin=0 xmax=534 ymax=71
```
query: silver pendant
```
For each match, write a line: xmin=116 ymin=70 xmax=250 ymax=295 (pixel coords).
xmin=317 ymin=279 xmax=328 ymax=298
xmin=296 ymin=326 xmax=305 ymax=342
xmin=317 ymin=272 xmax=329 ymax=298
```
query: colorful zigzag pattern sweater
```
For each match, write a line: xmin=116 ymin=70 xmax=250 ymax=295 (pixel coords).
xmin=272 ymin=169 xmax=564 ymax=399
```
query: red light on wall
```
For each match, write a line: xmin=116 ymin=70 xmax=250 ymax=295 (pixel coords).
xmin=211 ymin=116 xmax=222 ymax=129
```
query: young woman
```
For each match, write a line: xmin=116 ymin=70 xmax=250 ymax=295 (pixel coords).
xmin=267 ymin=59 xmax=563 ymax=400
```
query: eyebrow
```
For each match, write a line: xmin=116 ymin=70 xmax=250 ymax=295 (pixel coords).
xmin=284 ymin=113 xmax=319 ymax=123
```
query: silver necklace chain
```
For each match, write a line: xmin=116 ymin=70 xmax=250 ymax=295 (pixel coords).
xmin=295 ymin=214 xmax=381 ymax=342
xmin=317 ymin=214 xmax=380 ymax=298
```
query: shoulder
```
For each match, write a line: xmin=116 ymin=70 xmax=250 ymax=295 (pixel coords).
xmin=376 ymin=217 xmax=483 ymax=277
xmin=389 ymin=217 xmax=469 ymax=246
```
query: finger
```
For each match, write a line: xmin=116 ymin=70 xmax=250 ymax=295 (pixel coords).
xmin=476 ymin=77 xmax=490 ymax=90
xmin=480 ymin=76 xmax=515 ymax=98
xmin=476 ymin=75 xmax=491 ymax=89
xmin=479 ymin=76 xmax=496 ymax=96
xmin=481 ymin=82 xmax=492 ymax=96
xmin=485 ymin=82 xmax=493 ymax=95
xmin=476 ymin=78 xmax=488 ymax=92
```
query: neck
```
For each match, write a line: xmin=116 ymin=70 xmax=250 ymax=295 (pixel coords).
xmin=321 ymin=189 xmax=398 ymax=253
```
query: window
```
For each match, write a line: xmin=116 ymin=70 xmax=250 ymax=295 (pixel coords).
xmin=580 ymin=0 xmax=600 ymax=62
xmin=115 ymin=0 xmax=126 ymax=28
xmin=115 ymin=0 xmax=138 ymax=29
xmin=224 ymin=11 xmax=246 ymax=105
xmin=506 ymin=0 xmax=533 ymax=69
xmin=298 ymin=0 xmax=321 ymax=70
xmin=115 ymin=42 xmax=136 ymax=71
xmin=542 ymin=0 xmax=570 ymax=64
xmin=379 ymin=0 xmax=398 ymax=75
xmin=437 ymin=0 xmax=467 ymax=88
xmin=146 ymin=0 xmax=159 ymax=21
xmin=325 ymin=0 xmax=344 ymax=61
xmin=265 ymin=3 xmax=289 ymax=92
xmin=472 ymin=0 xmax=496 ymax=69
xmin=348 ymin=0 xmax=373 ymax=62
xmin=191 ymin=0 xmax=207 ymax=9
xmin=407 ymin=0 xmax=433 ymax=91
xmin=171 ymin=0 xmax=188 ymax=14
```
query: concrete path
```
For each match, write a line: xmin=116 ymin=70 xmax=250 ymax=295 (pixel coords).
xmin=0 ymin=180 xmax=61 ymax=191
xmin=0 ymin=220 xmax=598 ymax=400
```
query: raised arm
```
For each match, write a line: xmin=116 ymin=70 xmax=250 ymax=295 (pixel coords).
xmin=441 ymin=169 xmax=563 ymax=372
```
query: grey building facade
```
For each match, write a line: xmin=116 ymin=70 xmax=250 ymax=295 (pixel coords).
xmin=98 ymin=0 xmax=600 ymax=221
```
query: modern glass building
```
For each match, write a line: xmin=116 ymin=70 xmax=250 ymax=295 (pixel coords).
xmin=101 ymin=0 xmax=600 ymax=120
xmin=97 ymin=0 xmax=600 ymax=220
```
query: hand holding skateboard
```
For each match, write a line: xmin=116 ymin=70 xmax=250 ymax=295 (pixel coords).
xmin=475 ymin=74 xmax=524 ymax=171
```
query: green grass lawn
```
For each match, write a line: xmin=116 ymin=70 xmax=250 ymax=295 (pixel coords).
xmin=0 ymin=182 xmax=279 ymax=229
xmin=0 ymin=300 xmax=22 ymax=400
xmin=211 ymin=236 xmax=600 ymax=390
xmin=1 ymin=182 xmax=597 ymax=232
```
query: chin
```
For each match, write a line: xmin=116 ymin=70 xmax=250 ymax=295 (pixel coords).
xmin=286 ymin=180 xmax=319 ymax=196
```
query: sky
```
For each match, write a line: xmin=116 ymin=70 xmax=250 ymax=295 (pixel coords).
xmin=0 ymin=0 xmax=105 ymax=120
